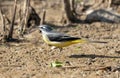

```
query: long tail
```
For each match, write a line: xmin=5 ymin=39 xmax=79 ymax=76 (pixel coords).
xmin=88 ymin=40 xmax=108 ymax=43
xmin=71 ymin=39 xmax=108 ymax=44
xmin=71 ymin=39 xmax=88 ymax=43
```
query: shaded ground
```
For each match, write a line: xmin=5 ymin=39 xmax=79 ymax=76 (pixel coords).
xmin=0 ymin=23 xmax=120 ymax=78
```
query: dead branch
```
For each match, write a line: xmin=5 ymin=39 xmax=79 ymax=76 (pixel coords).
xmin=63 ymin=0 xmax=74 ymax=23
xmin=0 ymin=9 xmax=5 ymax=34
xmin=4 ymin=14 xmax=11 ymax=24
xmin=19 ymin=0 xmax=28 ymax=36
xmin=107 ymin=0 xmax=112 ymax=8
xmin=18 ymin=8 xmax=23 ymax=36
xmin=40 ymin=9 xmax=46 ymax=25
xmin=61 ymin=65 xmax=111 ymax=71
xmin=23 ymin=0 xmax=30 ymax=33
xmin=19 ymin=0 xmax=40 ymax=36
xmin=0 ymin=9 xmax=6 ymax=41
xmin=8 ymin=0 xmax=17 ymax=40
xmin=62 ymin=0 xmax=80 ymax=24
xmin=70 ymin=0 xmax=76 ymax=14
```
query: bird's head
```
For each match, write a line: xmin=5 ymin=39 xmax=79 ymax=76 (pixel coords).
xmin=38 ymin=25 xmax=53 ymax=33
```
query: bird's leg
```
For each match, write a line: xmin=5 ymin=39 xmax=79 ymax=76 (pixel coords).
xmin=51 ymin=46 xmax=63 ymax=52
xmin=51 ymin=46 xmax=57 ymax=50
xmin=50 ymin=47 xmax=63 ymax=58
xmin=45 ymin=44 xmax=50 ymax=52
xmin=58 ymin=48 xmax=63 ymax=52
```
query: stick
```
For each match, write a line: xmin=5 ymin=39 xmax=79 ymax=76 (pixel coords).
xmin=40 ymin=9 xmax=46 ymax=25
xmin=61 ymin=65 xmax=111 ymax=71
xmin=19 ymin=0 xmax=27 ymax=36
xmin=0 ymin=9 xmax=6 ymax=41
xmin=24 ymin=0 xmax=30 ymax=31
xmin=19 ymin=0 xmax=31 ymax=36
xmin=8 ymin=0 xmax=17 ymax=40
xmin=4 ymin=14 xmax=11 ymax=24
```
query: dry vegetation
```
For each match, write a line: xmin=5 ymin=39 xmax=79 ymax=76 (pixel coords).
xmin=0 ymin=0 xmax=120 ymax=78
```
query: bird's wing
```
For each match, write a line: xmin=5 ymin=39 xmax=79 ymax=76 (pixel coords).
xmin=47 ymin=32 xmax=81 ymax=42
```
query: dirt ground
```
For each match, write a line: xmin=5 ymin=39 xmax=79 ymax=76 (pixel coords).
xmin=0 ymin=23 xmax=120 ymax=78
xmin=0 ymin=0 xmax=120 ymax=78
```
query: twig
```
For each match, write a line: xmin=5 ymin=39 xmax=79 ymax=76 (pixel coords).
xmin=24 ymin=0 xmax=30 ymax=28
xmin=0 ymin=65 xmax=22 ymax=68
xmin=19 ymin=0 xmax=40 ymax=36
xmin=19 ymin=0 xmax=27 ymax=36
xmin=0 ymin=8 xmax=6 ymax=41
xmin=40 ymin=9 xmax=46 ymax=25
xmin=84 ymin=66 xmax=111 ymax=71
xmin=20 ymin=0 xmax=30 ymax=35
xmin=18 ymin=8 xmax=23 ymax=36
xmin=8 ymin=0 xmax=17 ymax=40
xmin=61 ymin=65 xmax=111 ymax=71
xmin=4 ymin=14 xmax=11 ymax=24
xmin=108 ymin=0 xmax=112 ymax=8
xmin=0 ymin=9 xmax=5 ymax=33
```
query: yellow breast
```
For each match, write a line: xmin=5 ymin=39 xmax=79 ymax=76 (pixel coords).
xmin=42 ymin=34 xmax=87 ymax=48
xmin=42 ymin=34 xmax=74 ymax=47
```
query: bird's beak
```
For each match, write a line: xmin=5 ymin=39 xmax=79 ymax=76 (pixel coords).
xmin=34 ymin=26 xmax=42 ymax=33
xmin=35 ymin=26 xmax=40 ymax=29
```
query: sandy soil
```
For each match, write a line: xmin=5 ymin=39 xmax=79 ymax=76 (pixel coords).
xmin=0 ymin=0 xmax=120 ymax=78
xmin=0 ymin=23 xmax=120 ymax=78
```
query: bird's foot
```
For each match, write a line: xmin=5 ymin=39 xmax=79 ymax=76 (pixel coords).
xmin=51 ymin=46 xmax=57 ymax=50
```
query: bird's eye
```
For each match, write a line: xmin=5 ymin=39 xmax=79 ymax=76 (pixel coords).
xmin=39 ymin=30 xmax=42 ymax=33
xmin=40 ymin=26 xmax=44 ymax=29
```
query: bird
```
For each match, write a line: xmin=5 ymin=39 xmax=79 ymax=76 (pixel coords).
xmin=39 ymin=25 xmax=107 ymax=51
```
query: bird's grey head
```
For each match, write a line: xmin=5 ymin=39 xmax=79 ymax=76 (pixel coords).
xmin=39 ymin=25 xmax=53 ymax=32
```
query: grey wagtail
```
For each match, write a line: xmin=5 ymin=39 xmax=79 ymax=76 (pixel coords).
xmin=39 ymin=25 xmax=107 ymax=51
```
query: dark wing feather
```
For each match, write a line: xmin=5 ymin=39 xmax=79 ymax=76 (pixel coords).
xmin=47 ymin=32 xmax=80 ymax=42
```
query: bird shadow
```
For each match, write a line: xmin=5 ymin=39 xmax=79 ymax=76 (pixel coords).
xmin=69 ymin=54 xmax=120 ymax=59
